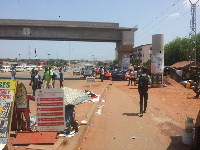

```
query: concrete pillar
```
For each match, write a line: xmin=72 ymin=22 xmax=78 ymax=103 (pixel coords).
xmin=116 ymin=30 xmax=135 ymax=71
xmin=151 ymin=34 xmax=164 ymax=88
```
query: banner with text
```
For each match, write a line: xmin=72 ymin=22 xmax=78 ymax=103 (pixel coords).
xmin=35 ymin=89 xmax=65 ymax=131
xmin=0 ymin=80 xmax=16 ymax=145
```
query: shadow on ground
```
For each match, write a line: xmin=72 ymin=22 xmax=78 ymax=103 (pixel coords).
xmin=167 ymin=136 xmax=192 ymax=150
xmin=122 ymin=113 xmax=140 ymax=117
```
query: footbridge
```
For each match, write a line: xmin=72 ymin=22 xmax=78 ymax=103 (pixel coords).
xmin=0 ymin=19 xmax=138 ymax=69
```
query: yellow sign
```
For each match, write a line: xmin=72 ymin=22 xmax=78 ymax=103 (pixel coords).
xmin=0 ymin=80 xmax=17 ymax=145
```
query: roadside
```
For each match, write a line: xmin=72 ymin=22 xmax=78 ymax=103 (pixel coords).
xmin=5 ymin=73 xmax=110 ymax=150
xmin=79 ymin=77 xmax=199 ymax=150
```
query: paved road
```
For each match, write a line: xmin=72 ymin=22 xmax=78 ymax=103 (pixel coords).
xmin=0 ymin=71 xmax=84 ymax=80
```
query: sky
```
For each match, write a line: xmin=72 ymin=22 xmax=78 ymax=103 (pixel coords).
xmin=0 ymin=0 xmax=200 ymax=61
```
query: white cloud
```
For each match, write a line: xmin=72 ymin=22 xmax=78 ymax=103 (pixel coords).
xmin=169 ymin=13 xmax=180 ymax=17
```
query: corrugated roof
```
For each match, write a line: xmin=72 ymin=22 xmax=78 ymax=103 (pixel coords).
xmin=170 ymin=61 xmax=200 ymax=68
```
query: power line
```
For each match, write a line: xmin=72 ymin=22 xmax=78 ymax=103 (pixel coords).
xmin=136 ymin=10 xmax=190 ymax=46
xmin=136 ymin=1 xmax=188 ymax=41
xmin=136 ymin=0 xmax=181 ymax=35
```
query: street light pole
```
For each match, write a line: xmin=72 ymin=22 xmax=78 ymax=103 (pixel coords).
xmin=19 ymin=54 xmax=20 ymax=60
xmin=48 ymin=53 xmax=50 ymax=66
xmin=69 ymin=42 xmax=71 ymax=73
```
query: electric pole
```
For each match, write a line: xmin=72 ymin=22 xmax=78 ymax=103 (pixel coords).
xmin=189 ymin=0 xmax=199 ymax=66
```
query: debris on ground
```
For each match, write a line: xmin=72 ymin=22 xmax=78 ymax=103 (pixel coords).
xmin=95 ymin=105 xmax=105 ymax=115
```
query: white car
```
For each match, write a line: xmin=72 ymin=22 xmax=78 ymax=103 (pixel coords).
xmin=0 ymin=66 xmax=10 ymax=72
xmin=73 ymin=69 xmax=80 ymax=75
xmin=16 ymin=66 xmax=25 ymax=72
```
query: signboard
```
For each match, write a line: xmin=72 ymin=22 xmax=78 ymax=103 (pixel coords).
xmin=0 ymin=80 xmax=16 ymax=145
xmin=151 ymin=53 xmax=164 ymax=74
xmin=35 ymin=89 xmax=65 ymax=132
xmin=86 ymin=77 xmax=95 ymax=83
xmin=120 ymin=58 xmax=130 ymax=72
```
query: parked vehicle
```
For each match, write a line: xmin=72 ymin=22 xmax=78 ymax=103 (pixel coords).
xmin=24 ymin=66 xmax=37 ymax=71
xmin=73 ymin=69 xmax=80 ymax=75
xmin=83 ymin=65 xmax=94 ymax=77
xmin=0 ymin=66 xmax=11 ymax=72
xmin=81 ymin=68 xmax=84 ymax=75
xmin=104 ymin=69 xmax=112 ymax=80
xmin=16 ymin=66 xmax=25 ymax=72
xmin=109 ymin=70 xmax=125 ymax=81
xmin=37 ymin=66 xmax=44 ymax=71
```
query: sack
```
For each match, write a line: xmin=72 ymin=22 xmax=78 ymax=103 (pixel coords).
xmin=138 ymin=75 xmax=149 ymax=93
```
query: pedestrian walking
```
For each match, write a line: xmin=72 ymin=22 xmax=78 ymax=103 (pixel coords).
xmin=43 ymin=66 xmax=53 ymax=89
xmin=42 ymin=67 xmax=48 ymax=89
xmin=35 ymin=70 xmax=42 ymax=89
xmin=31 ymin=69 xmax=36 ymax=96
xmin=100 ymin=67 xmax=105 ymax=82
xmin=31 ymin=70 xmax=42 ymax=96
xmin=128 ymin=69 xmax=134 ymax=86
xmin=138 ymin=68 xmax=151 ymax=117
xmin=52 ymin=70 xmax=58 ymax=88
xmin=59 ymin=68 xmax=64 ymax=88
xmin=11 ymin=66 xmax=16 ymax=80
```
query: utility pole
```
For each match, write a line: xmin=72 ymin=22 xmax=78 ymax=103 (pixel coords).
xmin=189 ymin=0 xmax=199 ymax=66
xmin=28 ymin=46 xmax=31 ymax=60
xmin=69 ymin=42 xmax=71 ymax=73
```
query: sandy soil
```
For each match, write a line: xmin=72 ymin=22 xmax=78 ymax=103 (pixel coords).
xmin=3 ymin=73 xmax=200 ymax=149
xmin=78 ymin=76 xmax=200 ymax=150
xmin=5 ymin=72 xmax=109 ymax=150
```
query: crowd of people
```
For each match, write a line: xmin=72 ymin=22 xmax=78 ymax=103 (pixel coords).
xmin=29 ymin=66 xmax=64 ymax=96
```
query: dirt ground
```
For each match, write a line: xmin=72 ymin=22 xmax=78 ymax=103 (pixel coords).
xmin=4 ymin=71 xmax=110 ymax=150
xmin=78 ymin=76 xmax=200 ymax=150
xmin=3 ymin=72 xmax=200 ymax=149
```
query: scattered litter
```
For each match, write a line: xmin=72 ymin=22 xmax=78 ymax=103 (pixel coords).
xmin=100 ymin=99 xmax=106 ymax=102
xmin=131 ymin=136 xmax=138 ymax=139
xmin=30 ymin=115 xmax=36 ymax=126
xmin=89 ymin=123 xmax=92 ymax=126
xmin=163 ymin=99 xmax=165 ymax=101
xmin=95 ymin=105 xmax=105 ymax=115
xmin=163 ymin=83 xmax=167 ymax=87
xmin=59 ymin=130 xmax=76 ymax=137
xmin=80 ymin=120 xmax=88 ymax=125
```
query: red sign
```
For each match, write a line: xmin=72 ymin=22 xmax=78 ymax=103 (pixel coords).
xmin=35 ymin=89 xmax=65 ymax=131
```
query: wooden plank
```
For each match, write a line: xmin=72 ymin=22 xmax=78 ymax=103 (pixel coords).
xmin=13 ymin=132 xmax=57 ymax=145
xmin=26 ymin=138 xmax=64 ymax=150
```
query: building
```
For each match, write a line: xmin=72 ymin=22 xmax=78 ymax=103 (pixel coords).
xmin=130 ymin=44 xmax=152 ymax=65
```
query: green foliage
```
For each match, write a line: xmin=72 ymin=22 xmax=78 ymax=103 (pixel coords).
xmin=97 ymin=61 xmax=104 ymax=67
xmin=131 ymin=59 xmax=140 ymax=66
xmin=143 ymin=59 xmax=151 ymax=67
xmin=113 ymin=58 xmax=118 ymax=65
xmin=164 ymin=33 xmax=200 ymax=66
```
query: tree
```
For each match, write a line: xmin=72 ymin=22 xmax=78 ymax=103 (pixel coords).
xmin=164 ymin=37 xmax=190 ymax=66
xmin=143 ymin=59 xmax=151 ymax=68
xmin=164 ymin=33 xmax=200 ymax=66
xmin=113 ymin=58 xmax=118 ymax=66
xmin=131 ymin=59 xmax=140 ymax=67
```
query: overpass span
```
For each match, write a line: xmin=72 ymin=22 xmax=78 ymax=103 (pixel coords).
xmin=0 ymin=19 xmax=138 ymax=70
